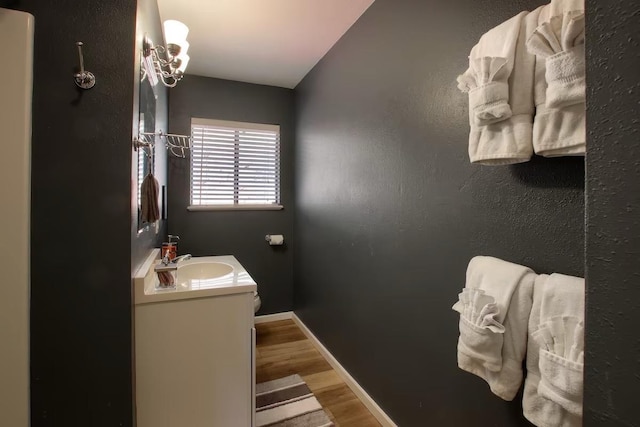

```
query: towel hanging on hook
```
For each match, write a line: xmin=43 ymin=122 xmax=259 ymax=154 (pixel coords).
xmin=138 ymin=133 xmax=159 ymax=223
xmin=140 ymin=171 xmax=160 ymax=224
xmin=144 ymin=135 xmax=155 ymax=174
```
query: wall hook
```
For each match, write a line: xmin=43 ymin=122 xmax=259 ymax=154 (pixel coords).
xmin=74 ymin=42 xmax=96 ymax=89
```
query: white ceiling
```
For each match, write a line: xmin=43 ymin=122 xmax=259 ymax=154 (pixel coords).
xmin=156 ymin=0 xmax=374 ymax=89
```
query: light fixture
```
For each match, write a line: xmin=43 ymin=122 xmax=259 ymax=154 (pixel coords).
xmin=142 ymin=20 xmax=191 ymax=88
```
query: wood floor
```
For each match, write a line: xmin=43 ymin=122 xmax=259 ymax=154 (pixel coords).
xmin=255 ymin=319 xmax=382 ymax=427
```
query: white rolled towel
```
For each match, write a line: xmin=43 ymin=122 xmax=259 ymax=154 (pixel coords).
xmin=528 ymin=11 xmax=585 ymax=109
xmin=452 ymin=256 xmax=535 ymax=400
xmin=527 ymin=1 xmax=586 ymax=157
xmin=523 ymin=273 xmax=584 ymax=427
xmin=457 ymin=11 xmax=535 ymax=165
xmin=464 ymin=57 xmax=513 ymax=126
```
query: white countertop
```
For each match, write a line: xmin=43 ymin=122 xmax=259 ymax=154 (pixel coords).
xmin=133 ymin=249 xmax=257 ymax=305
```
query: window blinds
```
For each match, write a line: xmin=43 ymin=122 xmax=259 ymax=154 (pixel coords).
xmin=190 ymin=118 xmax=281 ymax=206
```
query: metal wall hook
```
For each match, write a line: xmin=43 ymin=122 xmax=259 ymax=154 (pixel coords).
xmin=133 ymin=135 xmax=156 ymax=173
xmin=74 ymin=42 xmax=96 ymax=89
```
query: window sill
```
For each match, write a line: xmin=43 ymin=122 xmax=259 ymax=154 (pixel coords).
xmin=187 ymin=204 xmax=284 ymax=212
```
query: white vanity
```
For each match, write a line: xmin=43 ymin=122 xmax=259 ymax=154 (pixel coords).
xmin=133 ymin=250 xmax=256 ymax=427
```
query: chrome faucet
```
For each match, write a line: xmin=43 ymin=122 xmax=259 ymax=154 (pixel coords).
xmin=172 ymin=254 xmax=192 ymax=264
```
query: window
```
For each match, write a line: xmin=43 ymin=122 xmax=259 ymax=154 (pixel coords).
xmin=189 ymin=118 xmax=282 ymax=210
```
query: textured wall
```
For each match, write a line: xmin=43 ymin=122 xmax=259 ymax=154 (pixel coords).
xmin=10 ymin=0 xmax=137 ymax=425
xmin=168 ymin=76 xmax=295 ymax=314
xmin=584 ymin=1 xmax=640 ymax=425
xmin=294 ymin=0 xmax=584 ymax=425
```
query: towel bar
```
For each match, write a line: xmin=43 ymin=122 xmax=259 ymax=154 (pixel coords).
xmin=133 ymin=130 xmax=191 ymax=159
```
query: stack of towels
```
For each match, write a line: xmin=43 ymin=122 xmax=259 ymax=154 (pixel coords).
xmin=453 ymin=256 xmax=584 ymax=427
xmin=457 ymin=0 xmax=585 ymax=165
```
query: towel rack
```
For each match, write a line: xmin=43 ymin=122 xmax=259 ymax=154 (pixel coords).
xmin=132 ymin=131 xmax=191 ymax=159
xmin=136 ymin=134 xmax=155 ymax=172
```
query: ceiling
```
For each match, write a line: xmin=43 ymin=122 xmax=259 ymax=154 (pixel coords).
xmin=156 ymin=0 xmax=374 ymax=89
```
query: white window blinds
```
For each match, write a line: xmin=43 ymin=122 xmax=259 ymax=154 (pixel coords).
xmin=190 ymin=118 xmax=281 ymax=207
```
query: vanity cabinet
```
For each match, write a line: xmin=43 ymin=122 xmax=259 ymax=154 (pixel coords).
xmin=134 ymin=253 xmax=257 ymax=427
xmin=135 ymin=291 xmax=255 ymax=427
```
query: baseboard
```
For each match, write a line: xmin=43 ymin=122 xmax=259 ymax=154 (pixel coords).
xmin=292 ymin=313 xmax=397 ymax=427
xmin=254 ymin=311 xmax=293 ymax=324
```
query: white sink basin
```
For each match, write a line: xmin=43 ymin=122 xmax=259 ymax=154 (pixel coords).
xmin=133 ymin=252 xmax=257 ymax=305
xmin=178 ymin=261 xmax=234 ymax=281
xmin=177 ymin=261 xmax=235 ymax=290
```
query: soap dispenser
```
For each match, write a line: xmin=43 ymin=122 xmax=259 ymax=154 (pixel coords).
xmin=161 ymin=234 xmax=179 ymax=262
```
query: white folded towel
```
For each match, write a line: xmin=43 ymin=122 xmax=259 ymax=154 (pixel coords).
xmin=452 ymin=256 xmax=535 ymax=400
xmin=523 ymin=273 xmax=584 ymax=427
xmin=527 ymin=2 xmax=586 ymax=157
xmin=457 ymin=11 xmax=535 ymax=165
xmin=549 ymin=0 xmax=584 ymax=18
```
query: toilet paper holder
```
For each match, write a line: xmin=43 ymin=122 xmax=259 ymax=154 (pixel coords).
xmin=265 ymin=234 xmax=284 ymax=245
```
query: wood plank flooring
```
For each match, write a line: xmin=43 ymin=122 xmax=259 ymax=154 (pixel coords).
xmin=256 ymin=319 xmax=382 ymax=427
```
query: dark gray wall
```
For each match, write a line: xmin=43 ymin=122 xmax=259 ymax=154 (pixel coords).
xmin=10 ymin=0 xmax=138 ymax=425
xmin=584 ymin=1 xmax=640 ymax=425
xmin=168 ymin=76 xmax=295 ymax=314
xmin=131 ymin=0 xmax=169 ymax=272
xmin=294 ymin=0 xmax=584 ymax=425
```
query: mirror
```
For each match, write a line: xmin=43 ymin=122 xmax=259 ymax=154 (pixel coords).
xmin=137 ymin=52 xmax=157 ymax=231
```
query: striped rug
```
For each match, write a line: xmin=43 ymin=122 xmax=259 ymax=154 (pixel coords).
xmin=256 ymin=374 xmax=334 ymax=427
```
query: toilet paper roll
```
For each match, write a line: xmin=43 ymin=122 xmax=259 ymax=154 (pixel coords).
xmin=265 ymin=234 xmax=284 ymax=245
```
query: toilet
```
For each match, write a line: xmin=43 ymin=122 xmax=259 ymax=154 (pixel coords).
xmin=254 ymin=291 xmax=261 ymax=313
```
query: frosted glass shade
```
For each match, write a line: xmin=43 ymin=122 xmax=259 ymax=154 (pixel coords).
xmin=177 ymin=54 xmax=190 ymax=73
xmin=179 ymin=41 xmax=190 ymax=56
xmin=164 ymin=20 xmax=189 ymax=46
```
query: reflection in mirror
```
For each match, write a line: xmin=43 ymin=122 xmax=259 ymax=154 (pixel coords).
xmin=137 ymin=58 xmax=157 ymax=231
